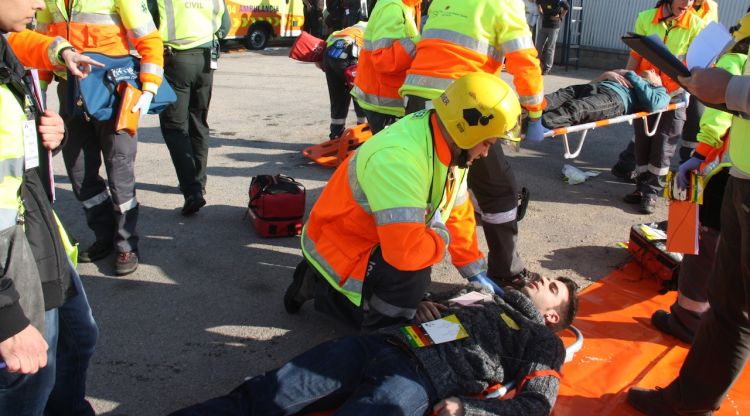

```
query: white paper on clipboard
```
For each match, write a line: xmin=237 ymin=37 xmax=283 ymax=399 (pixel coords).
xmin=686 ymin=22 xmax=733 ymax=70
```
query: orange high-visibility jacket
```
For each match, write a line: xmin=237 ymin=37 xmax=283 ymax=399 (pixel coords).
xmin=694 ymin=0 xmax=718 ymax=25
xmin=302 ymin=110 xmax=486 ymax=306
xmin=351 ymin=0 xmax=421 ymax=117
xmin=7 ymin=29 xmax=72 ymax=72
xmin=398 ymin=0 xmax=545 ymax=117
xmin=35 ymin=0 xmax=164 ymax=94
xmin=629 ymin=6 xmax=704 ymax=94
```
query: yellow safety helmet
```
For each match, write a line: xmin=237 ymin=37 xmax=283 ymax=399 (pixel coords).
xmin=432 ymin=72 xmax=522 ymax=150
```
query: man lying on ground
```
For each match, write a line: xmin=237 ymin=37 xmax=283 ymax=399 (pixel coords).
xmin=541 ymin=69 xmax=670 ymax=129
xmin=170 ymin=274 xmax=578 ymax=416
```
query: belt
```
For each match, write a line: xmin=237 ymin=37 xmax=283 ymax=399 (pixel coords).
xmin=164 ymin=46 xmax=208 ymax=56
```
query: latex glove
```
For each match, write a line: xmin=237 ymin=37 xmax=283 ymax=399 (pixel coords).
xmin=468 ymin=271 xmax=504 ymax=295
xmin=131 ymin=91 xmax=154 ymax=119
xmin=677 ymin=157 xmax=702 ymax=189
xmin=525 ymin=118 xmax=547 ymax=143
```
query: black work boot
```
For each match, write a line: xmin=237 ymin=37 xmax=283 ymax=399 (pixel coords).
xmin=181 ymin=192 xmax=206 ymax=216
xmin=78 ymin=240 xmax=114 ymax=263
xmin=284 ymin=262 xmax=317 ymax=314
xmin=651 ymin=310 xmax=695 ymax=344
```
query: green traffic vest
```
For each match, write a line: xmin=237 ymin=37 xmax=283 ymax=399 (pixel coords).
xmin=0 ymin=84 xmax=27 ymax=231
xmin=728 ymin=54 xmax=750 ymax=177
xmin=156 ymin=0 xmax=226 ymax=50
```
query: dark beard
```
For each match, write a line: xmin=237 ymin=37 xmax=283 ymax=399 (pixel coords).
xmin=455 ymin=149 xmax=471 ymax=168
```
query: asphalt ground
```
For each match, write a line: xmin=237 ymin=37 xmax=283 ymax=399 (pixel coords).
xmin=45 ymin=47 xmax=667 ymax=414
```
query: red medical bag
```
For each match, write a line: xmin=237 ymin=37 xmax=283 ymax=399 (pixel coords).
xmin=289 ymin=32 xmax=326 ymax=63
xmin=247 ymin=175 xmax=305 ymax=237
xmin=627 ymin=221 xmax=682 ymax=292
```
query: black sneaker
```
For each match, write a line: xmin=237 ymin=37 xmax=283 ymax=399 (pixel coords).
xmin=627 ymin=387 xmax=686 ymax=416
xmin=623 ymin=190 xmax=644 ymax=204
xmin=651 ymin=310 xmax=694 ymax=344
xmin=640 ymin=196 xmax=657 ymax=214
xmin=115 ymin=251 xmax=139 ymax=276
xmin=284 ymin=262 xmax=316 ymax=314
xmin=181 ymin=193 xmax=206 ymax=216
xmin=78 ymin=240 xmax=113 ymax=263
xmin=611 ymin=164 xmax=637 ymax=183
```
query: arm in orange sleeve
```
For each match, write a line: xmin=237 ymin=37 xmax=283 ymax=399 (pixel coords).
xmin=6 ymin=30 xmax=68 ymax=71
xmin=445 ymin=196 xmax=484 ymax=269
xmin=376 ymin=222 xmax=446 ymax=272
xmin=370 ymin=39 xmax=417 ymax=76
xmin=131 ymin=31 xmax=164 ymax=94
xmin=505 ymin=47 xmax=546 ymax=116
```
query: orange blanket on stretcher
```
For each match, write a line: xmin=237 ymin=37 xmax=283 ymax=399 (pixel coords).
xmin=554 ymin=261 xmax=750 ymax=415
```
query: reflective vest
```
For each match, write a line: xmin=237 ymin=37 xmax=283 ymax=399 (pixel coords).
xmin=351 ymin=0 xmax=420 ymax=117
xmin=155 ymin=0 xmax=226 ymax=50
xmin=302 ymin=111 xmax=485 ymax=306
xmin=326 ymin=21 xmax=367 ymax=48
xmin=630 ymin=6 xmax=704 ymax=94
xmin=0 ymin=83 xmax=28 ymax=232
xmin=399 ymin=0 xmax=545 ymax=117
xmin=693 ymin=0 xmax=719 ymax=25
xmin=726 ymin=51 xmax=750 ymax=177
xmin=36 ymin=0 xmax=164 ymax=94
xmin=695 ymin=52 xmax=746 ymax=182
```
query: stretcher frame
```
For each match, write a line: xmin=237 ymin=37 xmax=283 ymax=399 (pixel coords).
xmin=544 ymin=100 xmax=688 ymax=159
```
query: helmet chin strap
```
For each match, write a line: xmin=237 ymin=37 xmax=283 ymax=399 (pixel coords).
xmin=455 ymin=149 xmax=471 ymax=169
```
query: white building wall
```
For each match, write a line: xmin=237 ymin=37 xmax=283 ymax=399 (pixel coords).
xmin=577 ymin=0 xmax=749 ymax=51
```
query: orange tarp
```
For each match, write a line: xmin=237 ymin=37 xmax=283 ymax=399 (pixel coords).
xmin=554 ymin=261 xmax=750 ymax=415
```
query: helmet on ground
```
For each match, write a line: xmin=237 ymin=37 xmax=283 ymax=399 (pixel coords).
xmin=432 ymin=72 xmax=522 ymax=149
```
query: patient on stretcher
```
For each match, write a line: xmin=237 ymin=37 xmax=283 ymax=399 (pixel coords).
xmin=541 ymin=69 xmax=671 ymax=129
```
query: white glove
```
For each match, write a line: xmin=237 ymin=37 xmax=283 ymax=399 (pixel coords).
xmin=131 ymin=91 xmax=154 ymax=118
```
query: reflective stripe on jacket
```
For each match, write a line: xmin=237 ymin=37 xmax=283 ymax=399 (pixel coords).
xmin=630 ymin=6 xmax=704 ymax=94
xmin=351 ymin=0 xmax=420 ymax=117
xmin=0 ymin=85 xmax=26 ymax=231
xmin=155 ymin=0 xmax=226 ymax=50
xmin=36 ymin=0 xmax=164 ymax=93
xmin=302 ymin=111 xmax=485 ymax=306
xmin=398 ymin=0 xmax=545 ymax=117
xmin=695 ymin=52 xmax=747 ymax=183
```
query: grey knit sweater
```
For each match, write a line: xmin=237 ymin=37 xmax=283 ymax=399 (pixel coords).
xmin=380 ymin=284 xmax=565 ymax=416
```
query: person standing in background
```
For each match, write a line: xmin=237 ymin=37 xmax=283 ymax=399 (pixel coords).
xmin=524 ymin=0 xmax=540 ymax=43
xmin=324 ymin=21 xmax=367 ymax=139
xmin=149 ymin=0 xmax=231 ymax=216
xmin=536 ymin=0 xmax=569 ymax=75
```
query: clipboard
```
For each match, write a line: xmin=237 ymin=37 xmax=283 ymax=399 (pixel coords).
xmin=621 ymin=33 xmax=738 ymax=115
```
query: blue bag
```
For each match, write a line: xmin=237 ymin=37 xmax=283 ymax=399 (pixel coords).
xmin=68 ymin=52 xmax=176 ymax=121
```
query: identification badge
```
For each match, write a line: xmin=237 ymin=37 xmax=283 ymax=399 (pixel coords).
xmin=401 ymin=314 xmax=468 ymax=348
xmin=210 ymin=59 xmax=218 ymax=70
xmin=23 ymin=120 xmax=39 ymax=169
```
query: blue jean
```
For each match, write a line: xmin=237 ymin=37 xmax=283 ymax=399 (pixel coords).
xmin=0 ymin=265 xmax=97 ymax=416
xmin=170 ymin=335 xmax=438 ymax=416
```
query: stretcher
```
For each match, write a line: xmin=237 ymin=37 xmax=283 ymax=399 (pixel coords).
xmin=302 ymin=124 xmax=373 ymax=167
xmin=543 ymin=100 xmax=688 ymax=160
xmin=553 ymin=261 xmax=750 ymax=415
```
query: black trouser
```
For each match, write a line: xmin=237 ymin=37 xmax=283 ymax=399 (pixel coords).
xmin=58 ymin=81 xmax=139 ymax=253
xmin=324 ymin=54 xmax=365 ymax=138
xmin=664 ymin=176 xmax=750 ymax=412
xmin=542 ymin=84 xmax=626 ymax=129
xmin=404 ymin=95 xmax=525 ymax=281
xmin=363 ymin=109 xmax=398 ymax=134
xmin=678 ymin=97 xmax=705 ymax=163
xmin=159 ymin=48 xmax=213 ymax=198
xmin=312 ymin=247 xmax=431 ymax=329
xmin=633 ymin=107 xmax=686 ymax=197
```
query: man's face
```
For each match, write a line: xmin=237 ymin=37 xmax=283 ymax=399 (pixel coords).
xmin=0 ymin=0 xmax=44 ymax=33
xmin=464 ymin=138 xmax=497 ymax=166
xmin=520 ymin=275 xmax=570 ymax=325
xmin=670 ymin=0 xmax=695 ymax=19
